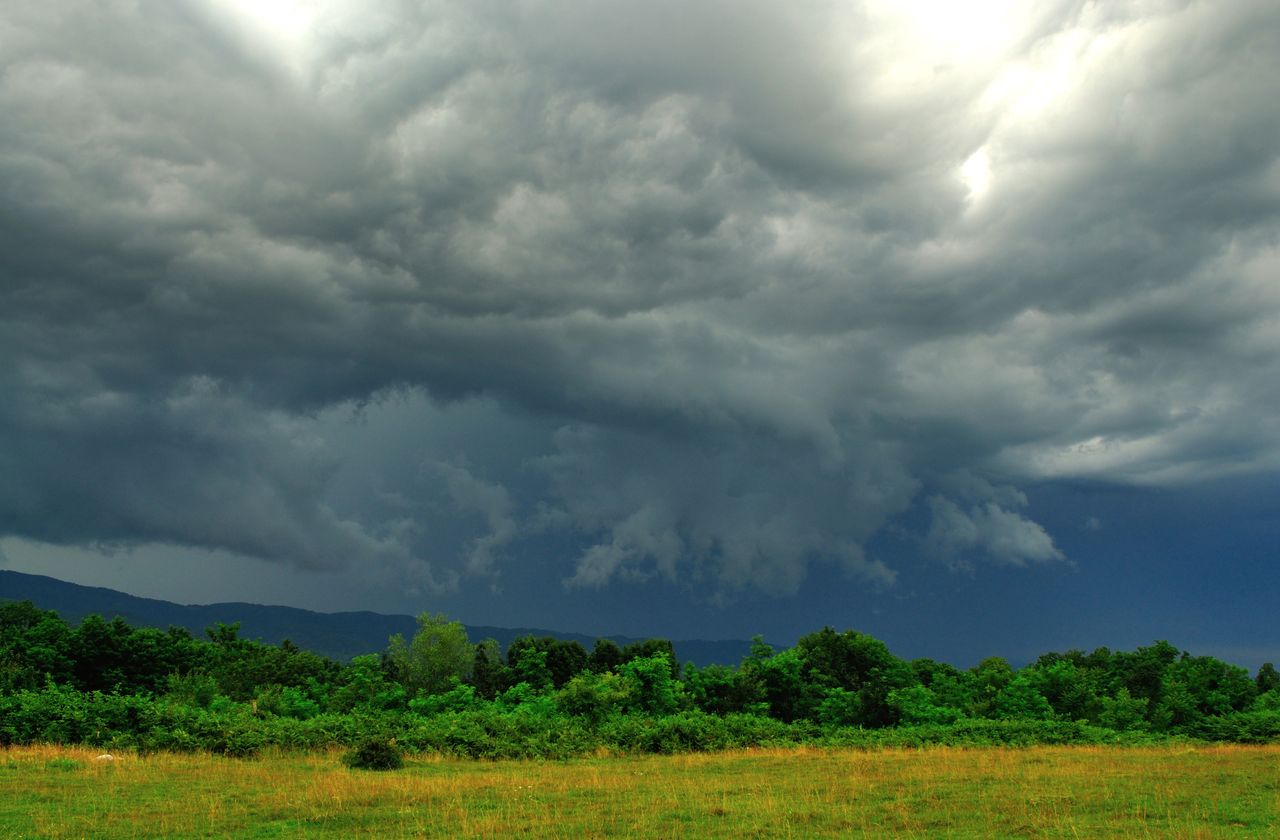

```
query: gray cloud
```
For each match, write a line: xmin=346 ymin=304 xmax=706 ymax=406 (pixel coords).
xmin=925 ymin=496 xmax=1065 ymax=571
xmin=429 ymin=459 xmax=518 ymax=579
xmin=2 ymin=0 xmax=1278 ymax=597
xmin=0 ymin=373 xmax=427 ymax=583
xmin=538 ymin=424 xmax=906 ymax=594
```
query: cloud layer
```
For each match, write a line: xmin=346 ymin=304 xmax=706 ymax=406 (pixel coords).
xmin=2 ymin=0 xmax=1278 ymax=597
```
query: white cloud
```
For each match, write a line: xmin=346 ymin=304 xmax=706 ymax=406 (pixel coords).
xmin=926 ymin=497 xmax=1065 ymax=570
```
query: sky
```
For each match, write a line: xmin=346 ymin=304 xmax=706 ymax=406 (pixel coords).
xmin=2 ymin=0 xmax=1278 ymax=669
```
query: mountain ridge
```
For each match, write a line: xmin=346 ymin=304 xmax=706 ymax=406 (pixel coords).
xmin=0 ymin=569 xmax=752 ymax=665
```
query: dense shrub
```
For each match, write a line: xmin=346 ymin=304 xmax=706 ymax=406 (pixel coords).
xmin=1187 ymin=710 xmax=1280 ymax=744
xmin=343 ymin=737 xmax=404 ymax=770
xmin=3 ymin=604 xmax=1277 ymax=757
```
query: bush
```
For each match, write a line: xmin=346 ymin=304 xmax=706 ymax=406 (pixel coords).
xmin=408 ymin=680 xmax=480 ymax=716
xmin=1190 ymin=710 xmax=1280 ymax=743
xmin=343 ymin=737 xmax=404 ymax=770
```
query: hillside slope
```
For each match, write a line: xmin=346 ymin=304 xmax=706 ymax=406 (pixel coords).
xmin=0 ymin=570 xmax=751 ymax=665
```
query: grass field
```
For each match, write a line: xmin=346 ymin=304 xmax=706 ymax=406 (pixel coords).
xmin=2 ymin=743 xmax=1277 ymax=838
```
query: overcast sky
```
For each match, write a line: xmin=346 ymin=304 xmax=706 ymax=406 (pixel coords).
xmin=2 ymin=0 xmax=1278 ymax=667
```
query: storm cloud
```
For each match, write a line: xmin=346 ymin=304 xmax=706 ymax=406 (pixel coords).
xmin=2 ymin=0 xmax=1278 ymax=601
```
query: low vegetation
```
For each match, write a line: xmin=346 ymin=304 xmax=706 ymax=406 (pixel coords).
xmin=2 ymin=601 xmax=1279 ymax=758
xmin=342 ymin=737 xmax=404 ymax=771
xmin=2 ymin=742 xmax=1277 ymax=837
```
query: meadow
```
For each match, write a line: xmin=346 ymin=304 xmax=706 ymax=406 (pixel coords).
xmin=3 ymin=744 xmax=1278 ymax=838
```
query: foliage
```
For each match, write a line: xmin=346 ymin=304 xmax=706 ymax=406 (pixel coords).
xmin=556 ymin=670 xmax=629 ymax=723
xmin=408 ymin=680 xmax=480 ymax=716
xmin=588 ymin=638 xmax=624 ymax=674
xmin=683 ymin=663 xmax=765 ymax=716
xmin=1098 ymin=688 xmax=1149 ymax=732
xmin=1257 ymin=662 xmax=1280 ymax=694
xmin=619 ymin=653 xmax=684 ymax=715
xmin=991 ymin=674 xmax=1054 ymax=721
xmin=796 ymin=627 xmax=914 ymax=727
xmin=470 ymin=638 xmax=508 ymax=700
xmin=887 ymin=684 xmax=961 ymax=726
xmin=741 ymin=643 xmax=809 ymax=723
xmin=342 ymin=737 xmax=404 ymax=770
xmin=163 ymin=672 xmax=220 ymax=709
xmin=328 ymin=654 xmax=404 ymax=713
xmin=506 ymin=636 xmax=588 ymax=689
xmin=511 ymin=647 xmax=553 ymax=692
xmin=1 ymin=601 xmax=1276 ymax=759
xmin=386 ymin=613 xmax=474 ymax=696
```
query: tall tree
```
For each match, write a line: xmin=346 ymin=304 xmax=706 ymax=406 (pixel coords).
xmin=506 ymin=636 xmax=589 ymax=688
xmin=796 ymin=627 xmax=914 ymax=727
xmin=386 ymin=613 xmax=475 ymax=696
xmin=1257 ymin=662 xmax=1280 ymax=694
xmin=588 ymin=639 xmax=624 ymax=674
xmin=622 ymin=638 xmax=680 ymax=679
xmin=470 ymin=638 xmax=509 ymax=699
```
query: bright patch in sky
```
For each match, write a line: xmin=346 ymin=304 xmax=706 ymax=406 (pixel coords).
xmin=223 ymin=0 xmax=316 ymax=40
xmin=874 ymin=0 xmax=1023 ymax=62
xmin=960 ymin=146 xmax=992 ymax=202
xmin=220 ymin=0 xmax=318 ymax=74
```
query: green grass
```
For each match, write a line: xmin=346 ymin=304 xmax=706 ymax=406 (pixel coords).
xmin=2 ymin=743 xmax=1278 ymax=838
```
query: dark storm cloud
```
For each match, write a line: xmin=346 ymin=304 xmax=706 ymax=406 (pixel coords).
xmin=2 ymin=0 xmax=1278 ymax=594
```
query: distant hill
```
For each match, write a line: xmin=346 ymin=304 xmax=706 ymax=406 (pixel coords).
xmin=0 ymin=570 xmax=752 ymax=666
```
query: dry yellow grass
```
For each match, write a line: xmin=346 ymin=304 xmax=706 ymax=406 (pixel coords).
xmin=2 ymin=743 xmax=1278 ymax=838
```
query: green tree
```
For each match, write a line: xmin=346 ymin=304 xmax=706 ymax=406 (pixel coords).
xmin=409 ymin=679 xmax=480 ymax=715
xmin=741 ymin=644 xmax=809 ymax=722
xmin=70 ymin=615 xmax=131 ymax=693
xmin=505 ymin=636 xmax=589 ymax=688
xmin=991 ymin=673 xmax=1054 ymax=720
xmin=1107 ymin=641 xmax=1179 ymax=716
xmin=968 ymin=657 xmax=1014 ymax=718
xmin=556 ymin=670 xmax=630 ymax=723
xmin=1098 ymin=687 xmax=1148 ymax=731
xmin=622 ymin=639 xmax=680 ymax=679
xmin=545 ymin=639 xmax=589 ymax=686
xmin=887 ymin=684 xmax=962 ymax=726
xmin=588 ymin=639 xmax=624 ymax=674
xmin=796 ymin=627 xmax=914 ymax=727
xmin=1256 ymin=663 xmax=1280 ymax=694
xmin=469 ymin=638 xmax=509 ymax=699
xmin=1025 ymin=658 xmax=1100 ymax=722
xmin=386 ymin=613 xmax=475 ymax=696
xmin=330 ymin=654 xmax=405 ymax=712
xmin=1153 ymin=654 xmax=1256 ymax=732
xmin=0 ymin=602 xmax=73 ymax=691
xmin=512 ymin=646 xmax=553 ymax=692
xmin=620 ymin=652 xmax=683 ymax=715
xmin=910 ymin=658 xmax=972 ymax=717
xmin=200 ymin=623 xmax=338 ymax=701
xmin=118 ymin=625 xmax=202 ymax=695
xmin=683 ymin=662 xmax=765 ymax=715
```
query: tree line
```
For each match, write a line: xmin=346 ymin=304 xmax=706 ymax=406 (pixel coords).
xmin=2 ymin=601 xmax=1278 ymax=756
